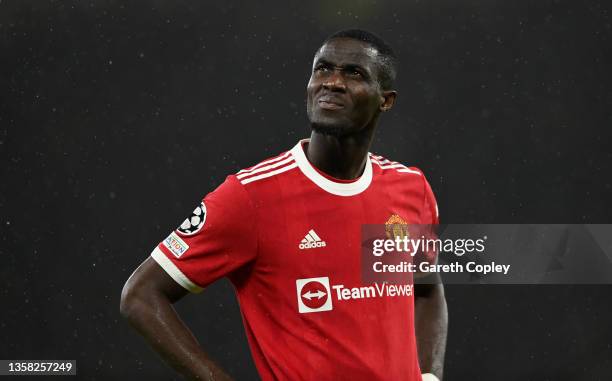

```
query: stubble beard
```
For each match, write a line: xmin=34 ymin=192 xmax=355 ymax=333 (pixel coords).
xmin=310 ymin=122 xmax=349 ymax=138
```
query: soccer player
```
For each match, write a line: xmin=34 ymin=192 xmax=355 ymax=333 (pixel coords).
xmin=120 ymin=29 xmax=447 ymax=381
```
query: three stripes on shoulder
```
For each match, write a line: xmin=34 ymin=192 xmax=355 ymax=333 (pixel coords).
xmin=236 ymin=152 xmax=296 ymax=185
xmin=370 ymin=155 xmax=422 ymax=175
xmin=235 ymin=151 xmax=422 ymax=186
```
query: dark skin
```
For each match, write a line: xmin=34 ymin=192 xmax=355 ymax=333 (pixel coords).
xmin=120 ymin=259 xmax=231 ymax=381
xmin=306 ymin=38 xmax=395 ymax=179
xmin=120 ymin=37 xmax=447 ymax=380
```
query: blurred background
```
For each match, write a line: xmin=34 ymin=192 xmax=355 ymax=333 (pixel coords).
xmin=1 ymin=0 xmax=611 ymax=379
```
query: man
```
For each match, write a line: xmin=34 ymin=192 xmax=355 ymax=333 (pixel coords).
xmin=120 ymin=29 xmax=447 ymax=381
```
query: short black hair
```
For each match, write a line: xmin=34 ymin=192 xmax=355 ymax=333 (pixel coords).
xmin=322 ymin=29 xmax=397 ymax=90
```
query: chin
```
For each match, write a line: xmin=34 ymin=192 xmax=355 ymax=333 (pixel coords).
xmin=310 ymin=120 xmax=355 ymax=137
xmin=308 ymin=112 xmax=356 ymax=137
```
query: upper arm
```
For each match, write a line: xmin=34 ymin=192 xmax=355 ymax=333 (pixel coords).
xmin=409 ymin=170 xmax=440 ymax=280
xmin=414 ymin=273 xmax=443 ymax=298
xmin=122 ymin=256 xmax=189 ymax=305
xmin=120 ymin=257 xmax=189 ymax=321
xmin=421 ymin=173 xmax=439 ymax=226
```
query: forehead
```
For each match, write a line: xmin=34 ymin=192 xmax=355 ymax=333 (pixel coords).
xmin=313 ymin=38 xmax=380 ymax=68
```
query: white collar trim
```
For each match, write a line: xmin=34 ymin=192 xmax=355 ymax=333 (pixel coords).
xmin=290 ymin=139 xmax=373 ymax=197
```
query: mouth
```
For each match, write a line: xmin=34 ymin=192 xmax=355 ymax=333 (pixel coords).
xmin=317 ymin=95 xmax=345 ymax=110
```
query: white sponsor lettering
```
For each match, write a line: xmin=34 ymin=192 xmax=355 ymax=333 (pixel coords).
xmin=332 ymin=283 xmax=413 ymax=300
xmin=299 ymin=241 xmax=327 ymax=249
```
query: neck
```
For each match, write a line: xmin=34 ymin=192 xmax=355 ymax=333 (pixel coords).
xmin=305 ymin=126 xmax=375 ymax=180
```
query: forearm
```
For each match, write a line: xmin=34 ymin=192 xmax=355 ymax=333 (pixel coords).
xmin=121 ymin=293 xmax=231 ymax=381
xmin=415 ymin=283 xmax=448 ymax=380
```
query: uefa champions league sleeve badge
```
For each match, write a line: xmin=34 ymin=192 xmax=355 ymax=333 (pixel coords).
xmin=176 ymin=201 xmax=207 ymax=236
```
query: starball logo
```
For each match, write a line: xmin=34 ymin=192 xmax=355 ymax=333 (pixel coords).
xmin=295 ymin=277 xmax=413 ymax=314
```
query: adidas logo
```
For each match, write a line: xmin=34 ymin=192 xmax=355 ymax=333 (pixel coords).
xmin=299 ymin=229 xmax=327 ymax=250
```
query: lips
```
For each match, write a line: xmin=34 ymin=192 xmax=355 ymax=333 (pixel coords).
xmin=317 ymin=95 xmax=345 ymax=110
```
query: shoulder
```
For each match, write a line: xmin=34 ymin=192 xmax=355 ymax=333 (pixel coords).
xmin=370 ymin=152 xmax=439 ymax=222
xmin=232 ymin=150 xmax=299 ymax=186
xmin=199 ymin=151 xmax=297 ymax=230
xmin=369 ymin=152 xmax=435 ymax=198
xmin=369 ymin=153 xmax=425 ymax=178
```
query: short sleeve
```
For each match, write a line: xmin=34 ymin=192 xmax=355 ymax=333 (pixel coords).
xmin=151 ymin=175 xmax=257 ymax=293
xmin=422 ymin=175 xmax=439 ymax=225
xmin=414 ymin=173 xmax=440 ymax=267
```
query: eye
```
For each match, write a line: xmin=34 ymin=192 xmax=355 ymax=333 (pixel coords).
xmin=314 ymin=65 xmax=330 ymax=73
xmin=345 ymin=68 xmax=364 ymax=78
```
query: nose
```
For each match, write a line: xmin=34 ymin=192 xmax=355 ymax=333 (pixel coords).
xmin=322 ymin=70 xmax=346 ymax=92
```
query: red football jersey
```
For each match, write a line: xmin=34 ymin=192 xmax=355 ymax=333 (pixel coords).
xmin=151 ymin=139 xmax=439 ymax=381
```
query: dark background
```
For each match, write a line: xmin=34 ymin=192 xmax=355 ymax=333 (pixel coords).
xmin=2 ymin=0 xmax=611 ymax=379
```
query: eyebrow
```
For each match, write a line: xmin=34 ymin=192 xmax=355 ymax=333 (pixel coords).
xmin=314 ymin=58 xmax=369 ymax=74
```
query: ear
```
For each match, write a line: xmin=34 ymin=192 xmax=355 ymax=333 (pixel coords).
xmin=379 ymin=90 xmax=397 ymax=112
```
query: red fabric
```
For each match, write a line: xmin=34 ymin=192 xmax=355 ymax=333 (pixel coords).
xmin=155 ymin=147 xmax=439 ymax=381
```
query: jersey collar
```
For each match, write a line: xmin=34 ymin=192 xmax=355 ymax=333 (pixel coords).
xmin=290 ymin=139 xmax=373 ymax=196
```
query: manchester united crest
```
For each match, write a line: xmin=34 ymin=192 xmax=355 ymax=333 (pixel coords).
xmin=385 ymin=214 xmax=409 ymax=240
